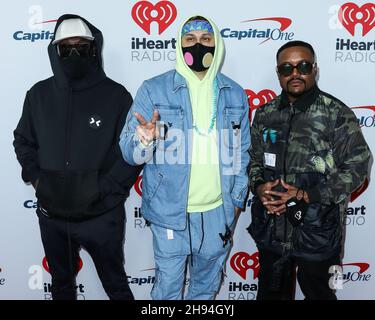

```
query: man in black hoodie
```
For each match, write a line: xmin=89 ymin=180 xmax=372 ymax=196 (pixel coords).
xmin=13 ymin=15 xmax=141 ymax=300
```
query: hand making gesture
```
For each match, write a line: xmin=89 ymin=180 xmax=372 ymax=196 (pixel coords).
xmin=134 ymin=110 xmax=159 ymax=146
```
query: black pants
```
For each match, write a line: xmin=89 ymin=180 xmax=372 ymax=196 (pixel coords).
xmin=37 ymin=204 xmax=134 ymax=300
xmin=257 ymin=249 xmax=340 ymax=300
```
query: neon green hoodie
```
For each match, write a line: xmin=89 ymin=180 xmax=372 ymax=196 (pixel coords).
xmin=175 ymin=15 xmax=225 ymax=213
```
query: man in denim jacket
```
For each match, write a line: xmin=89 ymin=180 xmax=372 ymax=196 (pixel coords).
xmin=120 ymin=15 xmax=250 ymax=300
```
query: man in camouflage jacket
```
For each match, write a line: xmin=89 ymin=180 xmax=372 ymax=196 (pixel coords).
xmin=248 ymin=41 xmax=371 ymax=300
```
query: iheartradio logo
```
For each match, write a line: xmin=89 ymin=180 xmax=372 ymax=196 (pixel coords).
xmin=132 ymin=1 xmax=177 ymax=35
xmin=350 ymin=178 xmax=369 ymax=203
xmin=339 ymin=2 xmax=375 ymax=36
xmin=245 ymin=89 xmax=276 ymax=122
xmin=134 ymin=175 xmax=143 ymax=197
xmin=230 ymin=251 xmax=260 ymax=280
xmin=42 ymin=257 xmax=83 ymax=274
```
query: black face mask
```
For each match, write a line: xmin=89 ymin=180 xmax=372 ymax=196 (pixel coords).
xmin=182 ymin=43 xmax=215 ymax=72
xmin=60 ymin=56 xmax=98 ymax=79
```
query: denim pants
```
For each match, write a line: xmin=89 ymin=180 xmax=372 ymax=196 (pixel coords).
xmin=150 ymin=204 xmax=231 ymax=300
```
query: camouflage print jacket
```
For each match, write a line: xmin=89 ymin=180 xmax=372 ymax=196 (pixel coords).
xmin=248 ymin=85 xmax=371 ymax=260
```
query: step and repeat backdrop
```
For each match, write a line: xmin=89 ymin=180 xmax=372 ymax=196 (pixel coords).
xmin=0 ymin=0 xmax=374 ymax=300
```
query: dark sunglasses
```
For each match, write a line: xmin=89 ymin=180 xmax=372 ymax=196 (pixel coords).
xmin=58 ymin=43 xmax=93 ymax=58
xmin=277 ymin=60 xmax=315 ymax=77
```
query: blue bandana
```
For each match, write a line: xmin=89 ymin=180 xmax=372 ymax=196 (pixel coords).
xmin=182 ymin=20 xmax=214 ymax=36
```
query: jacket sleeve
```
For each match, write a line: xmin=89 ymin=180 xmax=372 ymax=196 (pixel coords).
xmin=98 ymin=90 xmax=143 ymax=197
xmin=306 ymin=106 xmax=371 ymax=205
xmin=13 ymin=92 xmax=40 ymax=185
xmin=119 ymin=81 xmax=158 ymax=166
xmin=230 ymin=91 xmax=251 ymax=209
xmin=249 ymin=108 xmax=265 ymax=196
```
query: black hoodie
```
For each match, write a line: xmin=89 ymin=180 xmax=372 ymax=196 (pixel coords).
xmin=13 ymin=14 xmax=142 ymax=220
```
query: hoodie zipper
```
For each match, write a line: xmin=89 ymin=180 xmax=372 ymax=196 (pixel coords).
xmin=64 ymin=88 xmax=73 ymax=168
xmin=283 ymin=105 xmax=295 ymax=250
xmin=184 ymin=87 xmax=193 ymax=222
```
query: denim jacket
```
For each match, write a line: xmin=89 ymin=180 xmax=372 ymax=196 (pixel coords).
xmin=120 ymin=70 xmax=250 ymax=230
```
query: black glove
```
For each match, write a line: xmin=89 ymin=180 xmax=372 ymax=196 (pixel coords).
xmin=286 ymin=196 xmax=307 ymax=227
xmin=219 ymin=225 xmax=232 ymax=247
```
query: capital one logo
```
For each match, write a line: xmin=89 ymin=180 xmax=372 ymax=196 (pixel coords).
xmin=352 ymin=105 xmax=375 ymax=128
xmin=339 ymin=2 xmax=375 ymax=36
xmin=42 ymin=256 xmax=83 ymax=274
xmin=230 ymin=251 xmax=260 ymax=280
xmin=342 ymin=262 xmax=371 ymax=284
xmin=245 ymin=89 xmax=276 ymax=122
xmin=13 ymin=19 xmax=56 ymax=42
xmin=132 ymin=1 xmax=177 ymax=35
xmin=0 ymin=267 xmax=4 ymax=286
xmin=330 ymin=262 xmax=371 ymax=289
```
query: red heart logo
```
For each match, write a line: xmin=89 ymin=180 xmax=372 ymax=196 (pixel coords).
xmin=339 ymin=2 xmax=375 ymax=36
xmin=230 ymin=251 xmax=260 ymax=280
xmin=42 ymin=257 xmax=83 ymax=274
xmin=245 ymin=89 xmax=276 ymax=122
xmin=134 ymin=175 xmax=143 ymax=197
xmin=350 ymin=178 xmax=369 ymax=202
xmin=132 ymin=1 xmax=177 ymax=35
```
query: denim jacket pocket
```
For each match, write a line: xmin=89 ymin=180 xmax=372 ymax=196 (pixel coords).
xmin=156 ymin=105 xmax=184 ymax=152
xmin=223 ymin=106 xmax=244 ymax=150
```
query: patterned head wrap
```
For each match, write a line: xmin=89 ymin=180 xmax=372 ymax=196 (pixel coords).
xmin=182 ymin=19 xmax=214 ymax=36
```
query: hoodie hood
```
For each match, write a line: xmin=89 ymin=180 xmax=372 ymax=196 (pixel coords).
xmin=176 ymin=16 xmax=225 ymax=213
xmin=176 ymin=15 xmax=224 ymax=84
xmin=48 ymin=14 xmax=106 ymax=90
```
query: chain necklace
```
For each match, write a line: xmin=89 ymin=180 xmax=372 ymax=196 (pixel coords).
xmin=192 ymin=79 xmax=218 ymax=136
